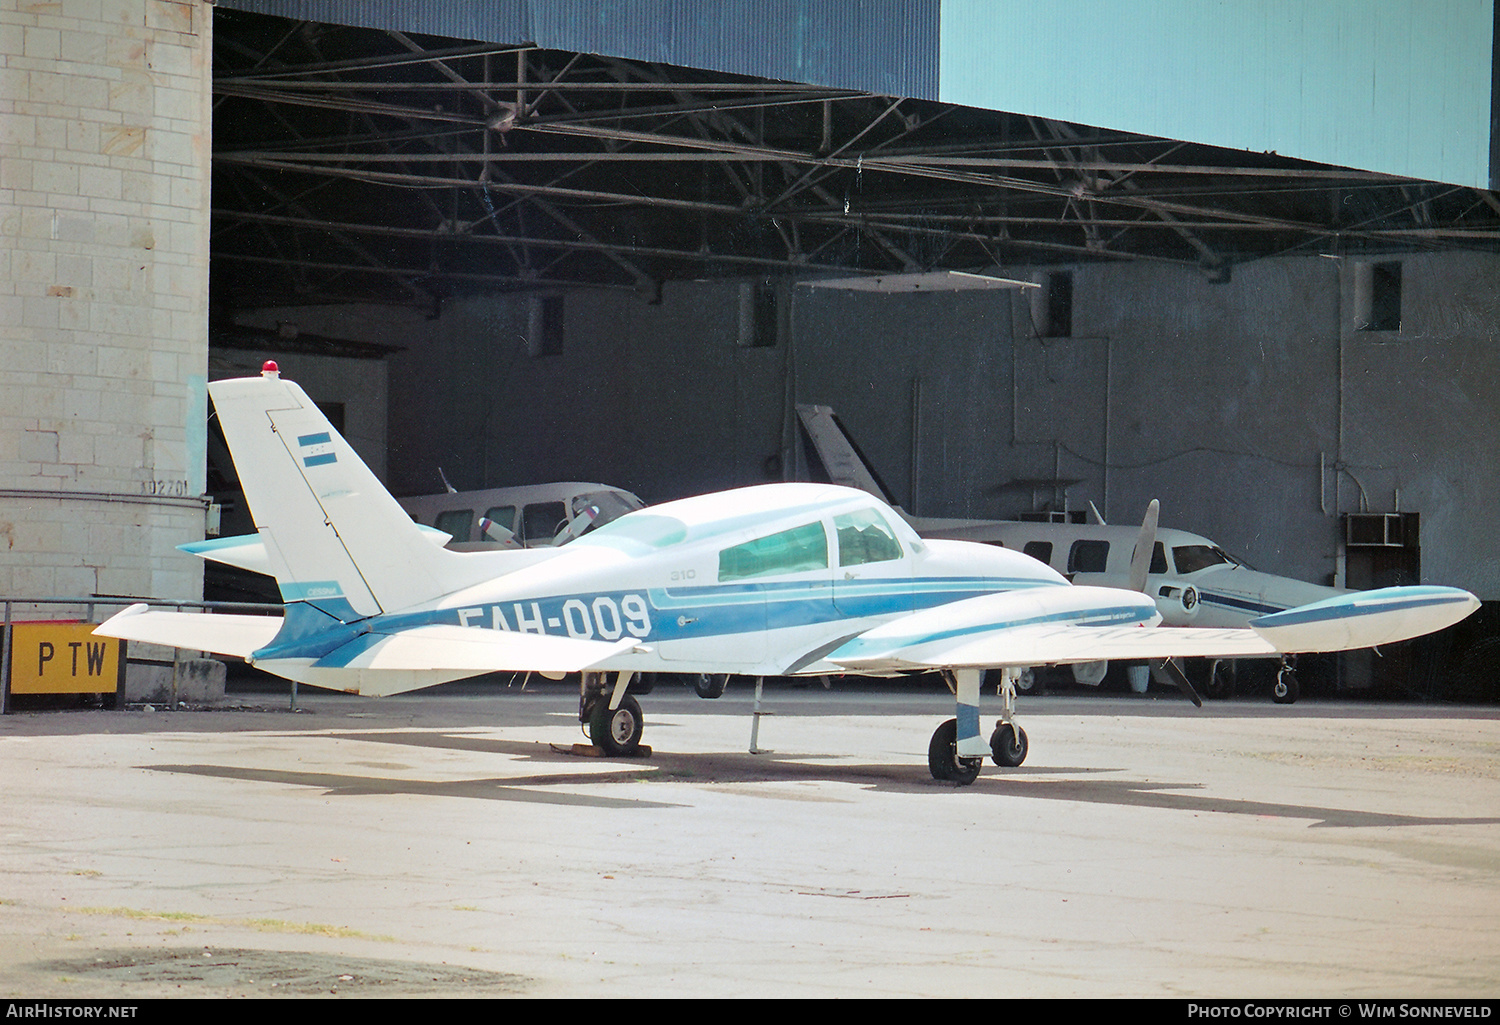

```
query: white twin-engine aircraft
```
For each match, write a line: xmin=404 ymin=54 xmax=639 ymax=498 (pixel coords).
xmin=97 ymin=366 xmax=1479 ymax=784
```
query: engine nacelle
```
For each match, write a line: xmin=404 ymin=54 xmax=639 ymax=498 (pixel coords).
xmin=1154 ymin=582 xmax=1200 ymax=626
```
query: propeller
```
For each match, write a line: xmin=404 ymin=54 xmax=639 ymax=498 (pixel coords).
xmin=478 ymin=516 xmax=522 ymax=548
xmin=1131 ymin=499 xmax=1203 ymax=707
xmin=1127 ymin=499 xmax=1159 ymax=593
xmin=1150 ymin=656 xmax=1203 ymax=708
xmin=551 ymin=504 xmax=601 ymax=546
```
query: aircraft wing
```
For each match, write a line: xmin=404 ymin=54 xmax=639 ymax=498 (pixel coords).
xmin=310 ymin=625 xmax=637 ymax=674
xmin=828 ymin=585 xmax=1479 ymax=673
xmin=830 ymin=624 xmax=1276 ymax=673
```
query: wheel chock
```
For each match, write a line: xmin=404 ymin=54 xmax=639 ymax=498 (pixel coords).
xmin=549 ymin=742 xmax=653 ymax=758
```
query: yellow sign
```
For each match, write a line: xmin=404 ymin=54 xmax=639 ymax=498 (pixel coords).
xmin=8 ymin=622 xmax=123 ymax=695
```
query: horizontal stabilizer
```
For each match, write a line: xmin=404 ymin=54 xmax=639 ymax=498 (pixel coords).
xmin=179 ymin=535 xmax=275 ymax=575
xmin=93 ymin=603 xmax=282 ymax=659
xmin=181 ymin=525 xmax=454 ymax=575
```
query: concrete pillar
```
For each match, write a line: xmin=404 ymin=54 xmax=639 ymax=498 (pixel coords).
xmin=0 ymin=0 xmax=213 ymax=606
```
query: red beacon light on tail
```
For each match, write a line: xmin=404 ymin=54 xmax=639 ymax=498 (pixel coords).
xmin=261 ymin=360 xmax=280 ymax=379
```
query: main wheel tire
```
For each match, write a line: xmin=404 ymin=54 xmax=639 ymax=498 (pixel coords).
xmin=1203 ymin=659 xmax=1237 ymax=700
xmin=1016 ymin=667 xmax=1044 ymax=695
xmin=692 ymin=673 xmax=729 ymax=699
xmin=589 ymin=694 xmax=644 ymax=755
xmin=927 ymin=719 xmax=981 ymax=785
xmin=990 ymin=723 xmax=1029 ymax=767
xmin=1272 ymin=669 xmax=1300 ymax=704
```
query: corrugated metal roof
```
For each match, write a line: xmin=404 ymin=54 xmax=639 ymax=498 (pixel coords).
xmin=215 ymin=0 xmax=942 ymax=98
xmin=215 ymin=0 xmax=535 ymax=46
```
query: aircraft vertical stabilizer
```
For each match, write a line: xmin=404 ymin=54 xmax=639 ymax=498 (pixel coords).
xmin=209 ymin=365 xmax=486 ymax=619
xmin=796 ymin=405 xmax=898 ymax=504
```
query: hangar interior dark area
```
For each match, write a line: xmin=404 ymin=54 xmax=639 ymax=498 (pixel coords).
xmin=208 ymin=6 xmax=1499 ymax=307
xmin=198 ymin=4 xmax=1500 ymax=703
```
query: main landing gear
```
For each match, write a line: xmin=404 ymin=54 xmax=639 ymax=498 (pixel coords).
xmin=580 ymin=671 xmax=646 ymax=756
xmin=928 ymin=719 xmax=982 ymax=784
xmin=928 ymin=668 xmax=1029 ymax=785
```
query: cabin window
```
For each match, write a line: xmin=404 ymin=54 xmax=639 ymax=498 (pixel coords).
xmin=478 ymin=505 xmax=517 ymax=542
xmin=434 ymin=509 xmax=473 ymax=543
xmin=484 ymin=506 xmax=517 ymax=531
xmin=834 ymin=508 xmax=903 ymax=567
xmin=1173 ymin=545 xmax=1231 ymax=574
xmin=719 ymin=521 xmax=828 ymax=581
xmin=523 ymin=501 xmax=566 ymax=544
xmin=1068 ymin=539 xmax=1109 ymax=574
xmin=1150 ymin=541 xmax=1168 ymax=574
xmin=1023 ymin=541 xmax=1053 ymax=566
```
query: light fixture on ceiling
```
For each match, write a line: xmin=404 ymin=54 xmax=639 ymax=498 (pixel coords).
xmin=802 ymin=271 xmax=1041 ymax=293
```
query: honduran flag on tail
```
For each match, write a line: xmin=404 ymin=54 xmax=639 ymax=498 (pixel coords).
xmin=298 ymin=432 xmax=336 ymax=467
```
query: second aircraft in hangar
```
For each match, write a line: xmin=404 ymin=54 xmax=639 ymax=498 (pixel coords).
xmin=794 ymin=403 xmax=1354 ymax=702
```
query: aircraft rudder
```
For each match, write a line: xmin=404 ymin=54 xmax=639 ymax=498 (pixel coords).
xmin=209 ymin=366 xmax=465 ymax=616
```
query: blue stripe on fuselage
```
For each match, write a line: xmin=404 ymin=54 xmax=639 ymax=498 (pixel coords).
xmin=254 ymin=575 xmax=1054 ymax=663
xmin=1198 ymin=591 xmax=1285 ymax=616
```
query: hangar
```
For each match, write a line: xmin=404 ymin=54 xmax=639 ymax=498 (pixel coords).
xmin=3 ymin=0 xmax=1498 ymax=698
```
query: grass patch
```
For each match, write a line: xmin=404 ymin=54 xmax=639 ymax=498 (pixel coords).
xmin=240 ymin=918 xmax=392 ymax=940
xmin=67 ymin=906 xmax=392 ymax=941
xmin=74 ymin=907 xmax=210 ymax=922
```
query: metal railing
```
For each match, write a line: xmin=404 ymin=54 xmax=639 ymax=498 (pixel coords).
xmin=0 ymin=595 xmax=282 ymax=714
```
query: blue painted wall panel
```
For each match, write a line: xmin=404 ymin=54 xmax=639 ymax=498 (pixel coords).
xmin=218 ymin=0 xmax=941 ymax=98
xmin=938 ymin=0 xmax=1494 ymax=188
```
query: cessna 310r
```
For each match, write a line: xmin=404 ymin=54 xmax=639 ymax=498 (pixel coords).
xmin=96 ymin=365 xmax=1479 ymax=784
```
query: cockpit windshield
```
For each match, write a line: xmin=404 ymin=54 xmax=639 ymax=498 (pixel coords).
xmin=1172 ymin=544 xmax=1236 ymax=574
xmin=571 ymin=511 xmax=688 ymax=555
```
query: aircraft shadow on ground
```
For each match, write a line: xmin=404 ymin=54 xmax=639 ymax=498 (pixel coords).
xmin=142 ymin=729 xmax=1500 ymax=828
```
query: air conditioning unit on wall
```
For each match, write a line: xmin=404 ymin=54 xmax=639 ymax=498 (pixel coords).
xmin=1344 ymin=512 xmax=1419 ymax=548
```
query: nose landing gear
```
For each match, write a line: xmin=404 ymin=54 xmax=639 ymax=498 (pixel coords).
xmin=1273 ymin=658 xmax=1300 ymax=704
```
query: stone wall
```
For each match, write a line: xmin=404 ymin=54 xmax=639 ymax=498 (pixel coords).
xmin=0 ymin=0 xmax=213 ymax=604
